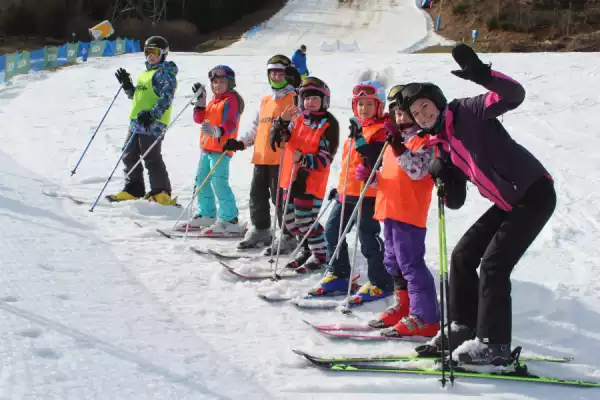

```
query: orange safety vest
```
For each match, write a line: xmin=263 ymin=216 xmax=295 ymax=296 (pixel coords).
xmin=337 ymin=122 xmax=385 ymax=198
xmin=374 ymin=144 xmax=434 ymax=228
xmin=252 ymin=92 xmax=296 ymax=165
xmin=280 ymin=115 xmax=331 ymax=199
xmin=200 ymin=96 xmax=240 ymax=156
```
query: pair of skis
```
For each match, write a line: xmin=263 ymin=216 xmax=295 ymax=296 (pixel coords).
xmin=299 ymin=321 xmax=599 ymax=387
xmin=293 ymin=348 xmax=599 ymax=387
xmin=190 ymin=247 xmax=370 ymax=309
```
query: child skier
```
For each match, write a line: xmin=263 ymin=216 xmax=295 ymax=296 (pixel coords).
xmin=310 ymin=79 xmax=393 ymax=303
xmin=365 ymin=85 xmax=440 ymax=338
xmin=399 ymin=44 xmax=555 ymax=365
xmin=269 ymin=76 xmax=340 ymax=272
xmin=184 ymin=65 xmax=246 ymax=236
xmin=110 ymin=36 xmax=178 ymax=205
xmin=221 ymin=55 xmax=301 ymax=253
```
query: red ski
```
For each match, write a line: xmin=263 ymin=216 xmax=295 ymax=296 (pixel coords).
xmin=304 ymin=320 xmax=430 ymax=342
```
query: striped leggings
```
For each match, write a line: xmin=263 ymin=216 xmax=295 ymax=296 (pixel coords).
xmin=283 ymin=191 xmax=326 ymax=262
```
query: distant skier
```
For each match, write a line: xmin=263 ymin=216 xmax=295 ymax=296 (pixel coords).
xmin=110 ymin=35 xmax=178 ymax=205
xmin=400 ymin=44 xmax=556 ymax=365
xmin=220 ymin=54 xmax=301 ymax=253
xmin=310 ymin=78 xmax=393 ymax=304
xmin=183 ymin=65 xmax=246 ymax=236
xmin=291 ymin=45 xmax=309 ymax=80
xmin=269 ymin=76 xmax=340 ymax=272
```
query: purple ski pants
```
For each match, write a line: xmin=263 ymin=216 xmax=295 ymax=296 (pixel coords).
xmin=383 ymin=218 xmax=439 ymax=323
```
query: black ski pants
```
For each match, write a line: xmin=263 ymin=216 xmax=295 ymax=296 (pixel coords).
xmin=249 ymin=164 xmax=286 ymax=232
xmin=122 ymin=129 xmax=171 ymax=197
xmin=449 ymin=176 xmax=556 ymax=344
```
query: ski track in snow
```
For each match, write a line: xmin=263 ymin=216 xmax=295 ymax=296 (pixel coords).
xmin=1 ymin=0 xmax=600 ymax=398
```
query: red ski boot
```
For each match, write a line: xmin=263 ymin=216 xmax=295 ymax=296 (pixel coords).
xmin=368 ymin=289 xmax=409 ymax=328
xmin=380 ymin=315 xmax=440 ymax=338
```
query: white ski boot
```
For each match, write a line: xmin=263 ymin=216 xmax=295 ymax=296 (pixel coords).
xmin=175 ymin=215 xmax=216 ymax=232
xmin=237 ymin=228 xmax=272 ymax=250
xmin=263 ymin=233 xmax=297 ymax=256
xmin=200 ymin=218 xmax=247 ymax=238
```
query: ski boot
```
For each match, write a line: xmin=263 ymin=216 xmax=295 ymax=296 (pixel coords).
xmin=146 ymin=191 xmax=179 ymax=206
xmin=309 ymin=272 xmax=359 ymax=296
xmin=380 ymin=315 xmax=439 ymax=338
xmin=237 ymin=228 xmax=272 ymax=250
xmin=368 ymin=289 xmax=409 ymax=328
xmin=347 ymin=282 xmax=393 ymax=305
xmin=414 ymin=321 xmax=476 ymax=356
xmin=296 ymin=254 xmax=326 ymax=274
xmin=105 ymin=191 xmax=140 ymax=202
xmin=454 ymin=337 xmax=512 ymax=366
xmin=201 ymin=217 xmax=247 ymax=238
xmin=263 ymin=233 xmax=297 ymax=256
xmin=175 ymin=215 xmax=216 ymax=232
xmin=284 ymin=242 xmax=312 ymax=272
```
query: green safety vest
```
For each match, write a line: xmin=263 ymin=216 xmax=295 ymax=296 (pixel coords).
xmin=129 ymin=68 xmax=174 ymax=125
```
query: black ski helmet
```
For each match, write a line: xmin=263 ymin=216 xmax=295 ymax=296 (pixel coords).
xmin=144 ymin=36 xmax=169 ymax=62
xmin=298 ymin=76 xmax=331 ymax=112
xmin=395 ymin=82 xmax=447 ymax=134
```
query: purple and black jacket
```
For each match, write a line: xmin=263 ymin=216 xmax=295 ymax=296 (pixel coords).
xmin=430 ymin=71 xmax=550 ymax=211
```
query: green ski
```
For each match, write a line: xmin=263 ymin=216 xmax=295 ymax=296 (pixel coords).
xmin=295 ymin=348 xmax=600 ymax=387
xmin=292 ymin=349 xmax=574 ymax=364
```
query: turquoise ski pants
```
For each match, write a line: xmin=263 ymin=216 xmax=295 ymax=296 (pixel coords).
xmin=195 ymin=152 xmax=238 ymax=221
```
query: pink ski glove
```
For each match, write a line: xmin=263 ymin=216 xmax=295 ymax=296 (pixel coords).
xmin=355 ymin=163 xmax=371 ymax=182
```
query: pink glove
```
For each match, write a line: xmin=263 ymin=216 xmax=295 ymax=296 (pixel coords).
xmin=355 ymin=163 xmax=371 ymax=181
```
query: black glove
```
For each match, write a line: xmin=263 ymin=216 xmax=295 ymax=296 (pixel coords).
xmin=115 ymin=68 xmax=134 ymax=91
xmin=386 ymin=131 xmax=406 ymax=156
xmin=428 ymin=157 xmax=453 ymax=182
xmin=290 ymin=168 xmax=308 ymax=198
xmin=222 ymin=138 xmax=245 ymax=152
xmin=270 ymin=128 xmax=282 ymax=152
xmin=270 ymin=117 xmax=289 ymax=151
xmin=137 ymin=110 xmax=154 ymax=128
xmin=327 ymin=188 xmax=338 ymax=201
xmin=285 ymin=66 xmax=302 ymax=89
xmin=450 ymin=44 xmax=491 ymax=85
xmin=348 ymin=117 xmax=363 ymax=139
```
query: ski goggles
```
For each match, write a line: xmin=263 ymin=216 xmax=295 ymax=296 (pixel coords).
xmin=399 ymin=83 xmax=431 ymax=101
xmin=352 ymin=84 xmax=378 ymax=97
xmin=387 ymin=85 xmax=406 ymax=102
xmin=267 ymin=55 xmax=290 ymax=70
xmin=300 ymin=77 xmax=330 ymax=95
xmin=144 ymin=46 xmax=164 ymax=58
xmin=209 ymin=67 xmax=230 ymax=80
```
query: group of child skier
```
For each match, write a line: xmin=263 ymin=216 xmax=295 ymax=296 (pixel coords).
xmin=111 ymin=36 xmax=556 ymax=366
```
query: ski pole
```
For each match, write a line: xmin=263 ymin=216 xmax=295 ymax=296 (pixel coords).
xmin=183 ymin=137 xmax=206 ymax=241
xmin=437 ymin=180 xmax=454 ymax=386
xmin=89 ymin=130 xmax=137 ymax=212
xmin=284 ymin=187 xmax=337 ymax=263
xmin=120 ymin=92 xmax=201 ymax=186
xmin=340 ymin=182 xmax=366 ymax=315
xmin=327 ymin=142 xmax=388 ymax=274
xmin=267 ymin=146 xmax=286 ymax=258
xmin=161 ymin=151 xmax=228 ymax=239
xmin=338 ymin=141 xmax=353 ymax=243
xmin=71 ymin=86 xmax=122 ymax=176
xmin=271 ymin=162 xmax=297 ymax=280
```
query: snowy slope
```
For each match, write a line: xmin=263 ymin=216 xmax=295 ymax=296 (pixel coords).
xmin=1 ymin=2 xmax=600 ymax=399
xmin=218 ymin=0 xmax=451 ymax=54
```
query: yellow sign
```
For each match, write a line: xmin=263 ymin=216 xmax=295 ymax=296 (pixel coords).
xmin=89 ymin=20 xmax=114 ymax=40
